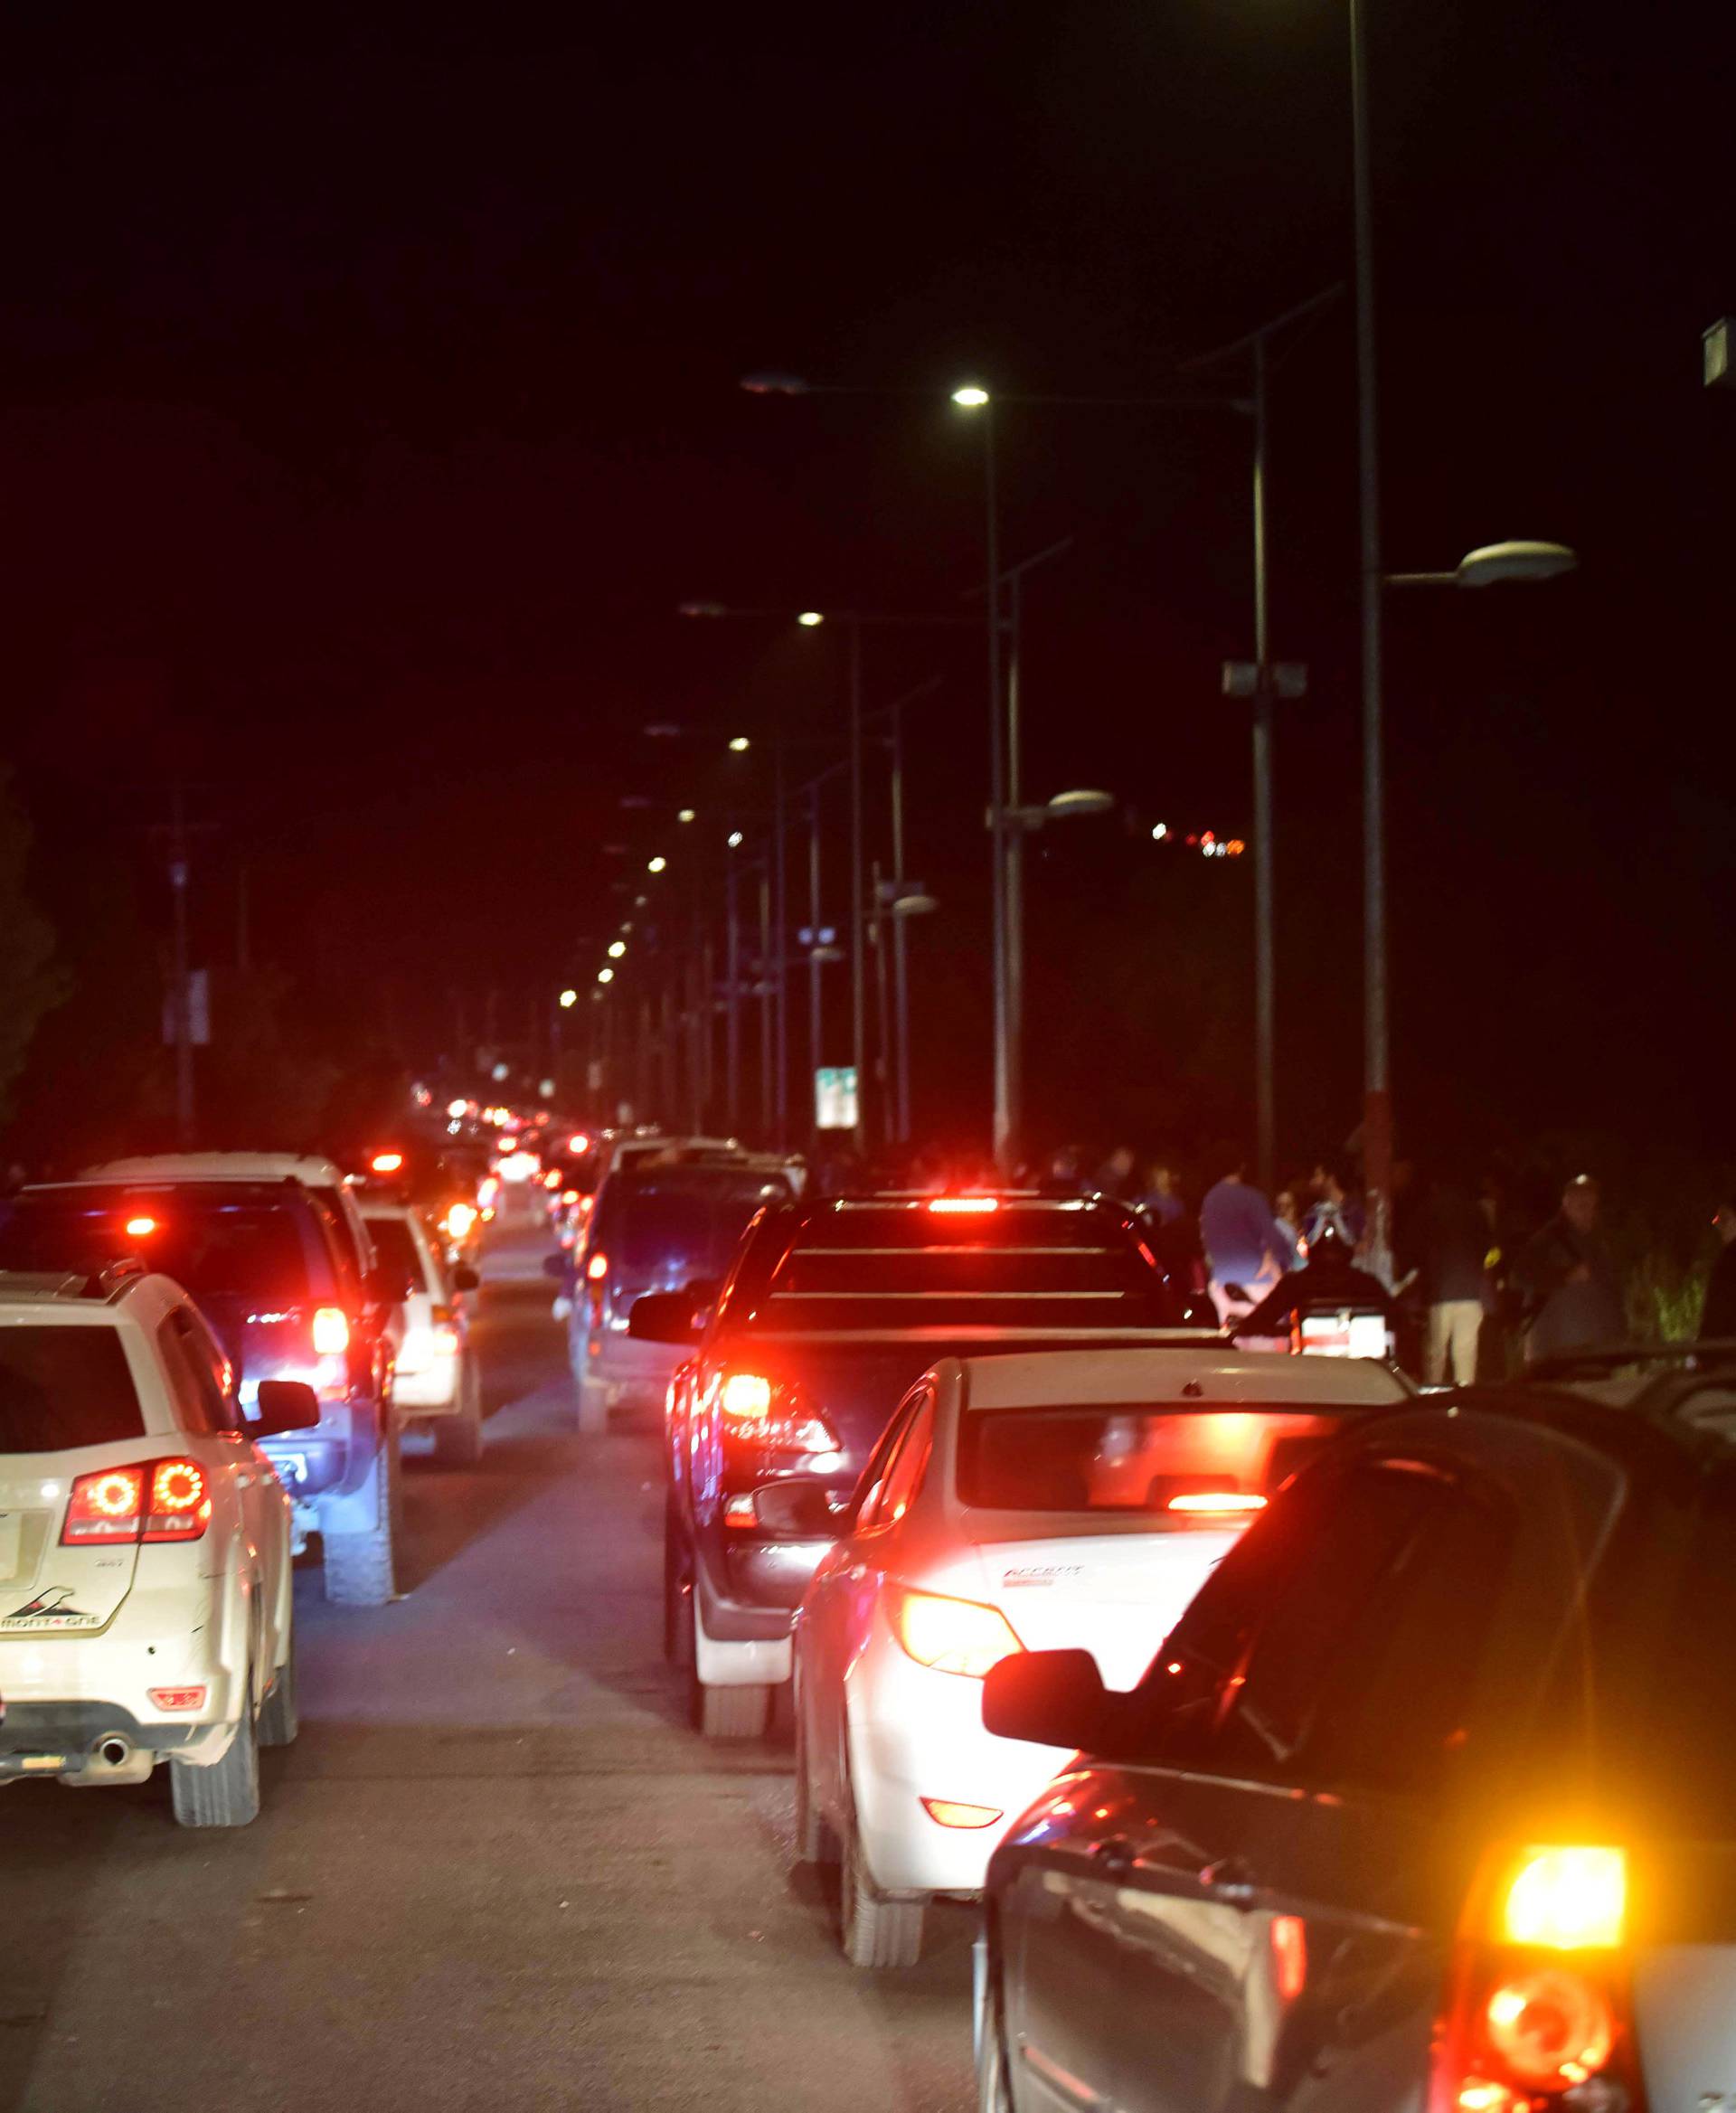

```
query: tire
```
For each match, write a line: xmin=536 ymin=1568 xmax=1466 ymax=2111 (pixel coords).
xmin=793 ymin=1666 xmax=839 ymax=1866
xmin=841 ymin=1794 xmax=924 ymax=1968
xmin=688 ymin=1599 xmax=770 ymax=1739
xmin=663 ymin=1513 xmax=693 ymax=1666
xmin=433 ymin=1364 xmax=484 ymax=1466
xmin=171 ymin=1672 xmax=260 ymax=1827
xmin=323 ymin=1423 xmax=401 ymax=1606
xmin=976 ymin=1973 xmax=1014 ymax=2113
xmin=259 ymin=1626 xmax=298 ymax=1747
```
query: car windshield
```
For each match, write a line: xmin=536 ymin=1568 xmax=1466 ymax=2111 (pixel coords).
xmin=956 ymin=1404 xmax=1359 ymax=1515
xmin=0 ymin=1326 xmax=145 ymax=1453
xmin=0 ymin=1194 xmax=313 ymax=1304
xmin=609 ymin=1174 xmax=790 ymax=1285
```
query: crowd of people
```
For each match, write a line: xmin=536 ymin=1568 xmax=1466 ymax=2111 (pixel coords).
xmin=817 ymin=1135 xmax=1726 ymax=1382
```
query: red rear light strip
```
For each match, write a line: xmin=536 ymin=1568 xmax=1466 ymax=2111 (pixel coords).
xmin=62 ymin=1460 xmax=211 ymax=1547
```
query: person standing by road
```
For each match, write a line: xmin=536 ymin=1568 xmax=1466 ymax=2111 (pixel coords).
xmin=1515 ymin=1174 xmax=1626 ymax=1363
xmin=1200 ymin=1147 xmax=1289 ymax=1324
xmin=1700 ymin=1192 xmax=1736 ymax=1341
xmin=1418 ymin=1176 xmax=1489 ymax=1383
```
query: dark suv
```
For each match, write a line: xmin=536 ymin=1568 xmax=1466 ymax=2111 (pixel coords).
xmin=0 ymin=1179 xmax=404 ymax=1605
xmin=637 ymin=1192 xmax=1209 ymax=1738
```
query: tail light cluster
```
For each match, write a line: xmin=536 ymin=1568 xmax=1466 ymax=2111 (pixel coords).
xmin=63 ymin=1460 xmax=212 ymax=1545
xmin=1432 ymin=1846 xmax=1637 ymax=2113
xmin=890 ymin=1584 xmax=1024 ymax=1680
xmin=311 ymin=1306 xmax=351 ymax=1356
xmin=714 ymin=1369 xmax=838 ymax=1456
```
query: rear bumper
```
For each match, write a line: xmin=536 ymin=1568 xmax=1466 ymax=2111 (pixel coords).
xmin=0 ymin=1701 xmax=227 ymax=1776
xmin=846 ymin=1630 xmax=1073 ymax=1898
xmin=393 ymin=1359 xmax=461 ymax=1411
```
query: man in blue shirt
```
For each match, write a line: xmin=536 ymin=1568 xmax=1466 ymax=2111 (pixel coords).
xmin=1199 ymin=1148 xmax=1289 ymax=1324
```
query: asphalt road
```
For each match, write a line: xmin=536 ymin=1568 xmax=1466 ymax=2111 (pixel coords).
xmin=0 ymin=1213 xmax=976 ymax=2113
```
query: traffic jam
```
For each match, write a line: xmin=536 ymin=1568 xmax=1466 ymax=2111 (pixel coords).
xmin=3 ymin=1107 xmax=1728 ymax=2113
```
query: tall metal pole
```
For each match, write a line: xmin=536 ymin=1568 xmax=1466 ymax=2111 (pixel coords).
xmin=871 ymin=859 xmax=892 ymax=1149
xmin=773 ymin=741 xmax=789 ymax=1146
xmin=807 ymin=787 xmax=823 ymax=1137
xmin=984 ymin=408 xmax=1010 ymax=1170
xmin=890 ymin=701 xmax=912 ymax=1145
xmin=847 ymin=619 xmax=866 ymax=1155
xmin=1351 ymin=0 xmax=1392 ymax=1278
xmin=725 ymin=856 xmax=741 ymax=1132
xmin=1251 ymin=334 xmax=1277 ymax=1198
xmin=758 ymin=865 xmax=774 ymax=1139
xmin=1004 ymin=569 xmax=1024 ymax=1167
xmin=169 ymin=784 xmax=195 ymax=1147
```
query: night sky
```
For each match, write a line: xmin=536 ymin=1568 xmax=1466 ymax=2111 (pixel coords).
xmin=2 ymin=5 xmax=1729 ymax=1169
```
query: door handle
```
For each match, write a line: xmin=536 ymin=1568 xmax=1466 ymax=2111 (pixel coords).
xmin=1090 ymin=1834 xmax=1137 ymax=1879
xmin=1201 ymin=1854 xmax=1259 ymax=1909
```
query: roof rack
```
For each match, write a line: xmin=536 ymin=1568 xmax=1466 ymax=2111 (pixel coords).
xmin=81 ymin=1257 xmax=148 ymax=1302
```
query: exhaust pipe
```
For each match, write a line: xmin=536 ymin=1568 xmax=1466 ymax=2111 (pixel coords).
xmin=97 ymin=1736 xmax=131 ymax=1768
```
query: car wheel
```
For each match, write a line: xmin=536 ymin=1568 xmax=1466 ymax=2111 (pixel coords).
xmin=792 ymin=1664 xmax=839 ymax=1866
xmin=433 ymin=1363 xmax=484 ymax=1466
xmin=171 ymin=1668 xmax=260 ymax=1827
xmin=688 ymin=1599 xmax=770 ymax=1740
xmin=841 ymin=1788 xmax=924 ymax=1969
xmin=324 ymin=1422 xmax=401 ymax=1605
xmin=977 ymin=1966 xmax=1014 ymax=2113
xmin=663 ymin=1512 xmax=693 ymax=1666
xmin=574 ymin=1369 xmax=609 ymax=1436
xmin=258 ymin=1625 xmax=299 ymax=1747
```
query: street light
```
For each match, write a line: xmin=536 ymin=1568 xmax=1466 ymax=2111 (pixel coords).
xmin=646 ymin=855 xmax=667 ymax=874
xmin=608 ymin=939 xmax=627 ymax=959
xmin=728 ymin=735 xmax=751 ymax=752
xmin=1386 ymin=541 xmax=1578 ymax=590
xmin=797 ymin=610 xmax=825 ymax=628
xmin=597 ymin=967 xmax=614 ymax=986
xmin=727 ymin=830 xmax=744 ymax=850
xmin=678 ymin=807 xmax=696 ymax=823
xmin=559 ymin=988 xmax=578 ymax=1009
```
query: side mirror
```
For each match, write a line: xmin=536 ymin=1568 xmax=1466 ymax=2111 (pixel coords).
xmin=253 ymin=1380 xmax=323 ymax=1436
xmin=367 ymin=1266 xmax=413 ymax=1305
xmin=752 ymin=1479 xmax=836 ymax=1539
xmin=627 ymin=1290 xmax=704 ymax=1345
xmin=542 ymin=1253 xmax=570 ymax=1281
xmin=451 ymin=1264 xmax=481 ymax=1293
xmin=983 ymin=1648 xmax=1109 ymax=1751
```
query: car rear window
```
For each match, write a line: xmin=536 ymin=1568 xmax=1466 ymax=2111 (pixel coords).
xmin=0 ymin=1326 xmax=145 ymax=1453
xmin=0 ymin=1194 xmax=314 ymax=1304
xmin=956 ymin=1405 xmax=1360 ymax=1515
xmin=606 ymin=1175 xmax=790 ymax=1285
xmin=364 ymin=1217 xmax=426 ymax=1291
xmin=768 ymin=1203 xmax=1159 ymax=1304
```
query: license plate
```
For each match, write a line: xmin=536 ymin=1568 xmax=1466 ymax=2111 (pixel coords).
xmin=0 ymin=1514 xmax=20 ymax=1580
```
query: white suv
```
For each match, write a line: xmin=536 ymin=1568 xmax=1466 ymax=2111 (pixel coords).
xmin=0 ymin=1265 xmax=316 ymax=1825
xmin=362 ymin=1203 xmax=484 ymax=1465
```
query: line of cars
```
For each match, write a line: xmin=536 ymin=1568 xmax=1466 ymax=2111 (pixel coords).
xmin=0 ymin=1143 xmax=492 ymax=1825
xmin=598 ymin=1165 xmax=1736 ymax=2109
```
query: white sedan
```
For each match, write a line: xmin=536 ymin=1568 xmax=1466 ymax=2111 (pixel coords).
xmin=362 ymin=1203 xmax=484 ymax=1465
xmin=0 ymin=1262 xmax=317 ymax=1825
xmin=792 ymin=1344 xmax=1414 ymax=1966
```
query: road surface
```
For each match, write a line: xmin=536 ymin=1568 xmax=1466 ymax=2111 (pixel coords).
xmin=0 ymin=1216 xmax=976 ymax=2112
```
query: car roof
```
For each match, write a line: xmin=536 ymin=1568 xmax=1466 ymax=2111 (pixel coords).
xmin=24 ymin=1177 xmax=314 ymax=1207
xmin=0 ymin=1265 xmax=177 ymax=1318
xmin=954 ymin=1345 xmax=1416 ymax=1410
xmin=82 ymin=1151 xmax=348 ymax=1185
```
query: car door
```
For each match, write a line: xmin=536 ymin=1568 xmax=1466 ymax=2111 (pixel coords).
xmin=803 ymin=1386 xmax=934 ymax=1830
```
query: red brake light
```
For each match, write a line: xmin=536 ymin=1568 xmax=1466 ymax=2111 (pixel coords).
xmin=585 ymin=1250 xmax=609 ymax=1283
xmin=1166 ymin=1490 xmax=1268 ymax=1515
xmin=124 ymin=1214 xmax=158 ymax=1239
xmin=312 ymin=1306 xmax=351 ymax=1356
xmin=721 ymin=1373 xmax=773 ymax=1423
xmin=714 ymin=1372 xmax=837 ymax=1455
xmin=147 ymin=1685 xmax=207 ymax=1712
xmin=928 ymin=1196 xmax=1000 ymax=1215
xmin=145 ymin=1457 xmax=211 ymax=1542
xmin=370 ymin=1151 xmax=404 ymax=1174
xmin=62 ymin=1466 xmax=145 ymax=1542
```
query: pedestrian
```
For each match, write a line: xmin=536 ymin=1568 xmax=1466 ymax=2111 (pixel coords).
xmin=1199 ymin=1146 xmax=1289 ymax=1324
xmin=1514 ymin=1174 xmax=1626 ymax=1363
xmin=1137 ymin=1158 xmax=1185 ymax=1230
xmin=1238 ymin=1221 xmax=1395 ymax=1345
xmin=1271 ymin=1182 xmax=1304 ymax=1269
xmin=1699 ymin=1192 xmax=1736 ymax=1341
xmin=1042 ymin=1145 xmax=1087 ymax=1195
xmin=1418 ymin=1176 xmax=1489 ymax=1384
xmin=1091 ymin=1145 xmax=1138 ymax=1201
xmin=1302 ymin=1156 xmax=1366 ymax=1254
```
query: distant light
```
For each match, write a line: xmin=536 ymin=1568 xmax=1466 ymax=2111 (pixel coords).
xmin=568 ymin=1133 xmax=590 ymax=1156
xmin=952 ymin=384 xmax=990 ymax=409
xmin=446 ymin=1098 xmax=468 ymax=1118
xmin=1151 ymin=823 xmax=1169 ymax=842
xmin=608 ymin=940 xmax=627 ymax=959
xmin=728 ymin=735 xmax=751 ymax=752
xmin=727 ymin=830 xmax=744 ymax=849
xmin=646 ymin=856 xmax=667 ymax=874
xmin=797 ymin=610 xmax=824 ymax=628
xmin=491 ymin=1062 xmax=510 ymax=1081
xmin=678 ymin=808 xmax=696 ymax=823
xmin=1226 ymin=838 xmax=1246 ymax=857
xmin=676 ymin=603 xmax=727 ymax=619
xmin=369 ymin=1151 xmax=405 ymax=1175
xmin=558 ymin=988 xmax=578 ymax=1008
xmin=597 ymin=968 xmax=614 ymax=985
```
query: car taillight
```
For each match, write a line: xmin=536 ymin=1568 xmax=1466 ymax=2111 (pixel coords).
xmin=62 ymin=1466 xmax=146 ymax=1542
xmin=312 ymin=1306 xmax=351 ymax=1356
xmin=920 ymin=1797 xmax=1004 ymax=1828
xmin=370 ymin=1150 xmax=404 ymax=1174
xmin=431 ymin=1305 xmax=460 ymax=1358
xmin=1167 ymin=1490 xmax=1268 ymax=1515
xmin=928 ymin=1196 xmax=1000 ymax=1215
xmin=145 ymin=1457 xmax=211 ymax=1541
xmin=715 ymin=1372 xmax=837 ymax=1455
xmin=586 ymin=1250 xmax=609 ymax=1283
xmin=446 ymin=1202 xmax=478 ymax=1240
xmin=148 ymin=1685 xmax=207 ymax=1712
xmin=890 ymin=1586 xmax=1024 ymax=1679
xmin=1431 ymin=1847 xmax=1636 ymax=2113
xmin=63 ymin=1459 xmax=211 ymax=1546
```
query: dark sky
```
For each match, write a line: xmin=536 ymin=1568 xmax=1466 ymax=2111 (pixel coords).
xmin=2 ymin=4 xmax=1730 ymax=1164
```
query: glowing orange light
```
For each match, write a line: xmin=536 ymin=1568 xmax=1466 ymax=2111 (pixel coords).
xmin=721 ymin=1373 xmax=773 ymax=1421
xmin=312 ymin=1306 xmax=351 ymax=1356
xmin=125 ymin=1214 xmax=158 ymax=1238
xmin=90 ymin=1470 xmax=143 ymax=1517
xmin=921 ymin=1798 xmax=1004 ymax=1829
xmin=892 ymin=1587 xmax=1023 ymax=1678
xmin=585 ymin=1250 xmax=609 ymax=1283
xmin=1499 ymin=1846 xmax=1626 ymax=1950
xmin=1166 ymin=1490 xmax=1268 ymax=1515
xmin=1270 ymin=1914 xmax=1307 ymax=2001
xmin=370 ymin=1151 xmax=405 ymax=1174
